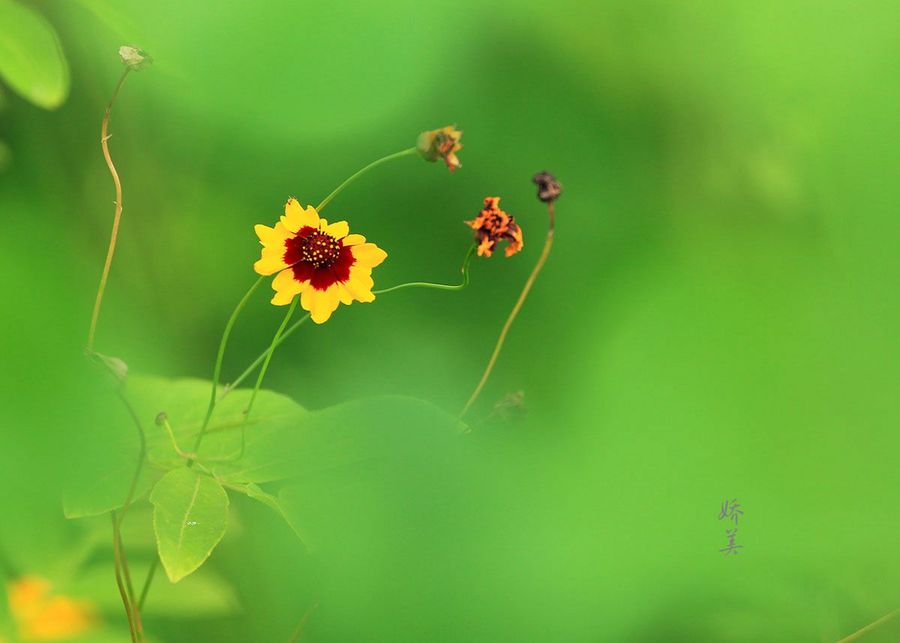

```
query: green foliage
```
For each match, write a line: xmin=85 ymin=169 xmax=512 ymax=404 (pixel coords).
xmin=63 ymin=459 xmax=161 ymax=520
xmin=150 ymin=467 xmax=229 ymax=583
xmin=3 ymin=0 xmax=900 ymax=639
xmin=0 ymin=0 xmax=69 ymax=109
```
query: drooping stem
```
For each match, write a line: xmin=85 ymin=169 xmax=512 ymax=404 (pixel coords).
xmin=191 ymin=276 xmax=264 ymax=457
xmin=87 ymin=68 xmax=131 ymax=353
xmin=316 ymin=147 xmax=417 ymax=212
xmin=460 ymin=201 xmax=555 ymax=418
xmin=837 ymin=608 xmax=900 ymax=643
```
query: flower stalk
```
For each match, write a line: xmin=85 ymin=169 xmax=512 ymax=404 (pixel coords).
xmin=460 ymin=199 xmax=556 ymax=419
xmin=86 ymin=68 xmax=131 ymax=354
xmin=316 ymin=147 xmax=417 ymax=212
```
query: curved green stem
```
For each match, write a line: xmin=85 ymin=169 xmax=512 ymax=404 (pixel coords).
xmin=316 ymin=147 xmax=417 ymax=212
xmin=191 ymin=276 xmax=264 ymax=457
xmin=374 ymin=244 xmax=475 ymax=295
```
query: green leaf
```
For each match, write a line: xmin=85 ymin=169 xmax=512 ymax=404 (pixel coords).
xmin=62 ymin=379 xmax=164 ymax=519
xmin=63 ymin=459 xmax=162 ymax=519
xmin=149 ymin=468 xmax=229 ymax=583
xmin=64 ymin=374 xmax=307 ymax=518
xmin=227 ymin=481 xmax=309 ymax=547
xmin=0 ymin=0 xmax=70 ymax=109
xmin=124 ymin=375 xmax=308 ymax=476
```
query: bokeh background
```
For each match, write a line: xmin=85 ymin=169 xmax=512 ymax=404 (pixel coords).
xmin=1 ymin=1 xmax=899 ymax=641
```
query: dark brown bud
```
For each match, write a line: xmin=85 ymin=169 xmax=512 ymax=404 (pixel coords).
xmin=532 ymin=171 xmax=561 ymax=203
xmin=155 ymin=412 xmax=168 ymax=426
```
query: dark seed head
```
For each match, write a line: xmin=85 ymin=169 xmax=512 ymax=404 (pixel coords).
xmin=532 ymin=171 xmax=562 ymax=203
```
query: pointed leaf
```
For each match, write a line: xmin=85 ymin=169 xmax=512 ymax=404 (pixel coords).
xmin=150 ymin=468 xmax=229 ymax=583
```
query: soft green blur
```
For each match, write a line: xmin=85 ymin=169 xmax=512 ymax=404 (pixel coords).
xmin=1 ymin=1 xmax=899 ymax=641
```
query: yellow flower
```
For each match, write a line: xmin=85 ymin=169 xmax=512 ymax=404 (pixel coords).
xmin=253 ymin=198 xmax=388 ymax=324
xmin=416 ymin=125 xmax=463 ymax=172
xmin=7 ymin=576 xmax=96 ymax=641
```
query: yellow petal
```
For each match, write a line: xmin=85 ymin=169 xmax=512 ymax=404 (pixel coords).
xmin=342 ymin=233 xmax=366 ymax=246
xmin=271 ymin=268 xmax=306 ymax=305
xmin=301 ymin=285 xmax=342 ymax=324
xmin=350 ymin=243 xmax=387 ymax=268
xmin=344 ymin=267 xmax=376 ymax=302
xmin=323 ymin=220 xmax=350 ymax=239
xmin=253 ymin=222 xmax=294 ymax=275
xmin=336 ymin=283 xmax=354 ymax=305
xmin=254 ymin=250 xmax=288 ymax=276
xmin=281 ymin=198 xmax=319 ymax=232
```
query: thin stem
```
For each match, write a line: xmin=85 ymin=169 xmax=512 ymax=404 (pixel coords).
xmin=221 ymin=312 xmax=311 ymax=400
xmin=113 ymin=392 xmax=146 ymax=640
xmin=87 ymin=68 xmax=131 ymax=353
xmin=245 ymin=299 xmax=298 ymax=423
xmin=191 ymin=276 xmax=264 ymax=457
xmin=315 ymin=148 xmax=417 ymax=212
xmin=460 ymin=201 xmax=556 ymax=419
xmin=161 ymin=417 xmax=191 ymax=459
xmin=137 ymin=557 xmax=159 ymax=612
xmin=837 ymin=608 xmax=900 ymax=643
xmin=213 ymin=300 xmax=297 ymax=463
xmin=91 ymin=329 xmax=147 ymax=640
xmin=373 ymin=244 xmax=475 ymax=295
xmin=111 ymin=513 xmax=137 ymax=643
xmin=115 ymin=524 xmax=144 ymax=641
xmin=288 ymin=601 xmax=319 ymax=642
xmin=221 ymin=245 xmax=475 ymax=402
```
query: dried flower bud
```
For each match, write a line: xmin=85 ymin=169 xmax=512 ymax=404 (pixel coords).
xmin=154 ymin=412 xmax=168 ymax=426
xmin=416 ymin=125 xmax=463 ymax=172
xmin=466 ymin=196 xmax=524 ymax=258
xmin=532 ymin=171 xmax=561 ymax=203
xmin=118 ymin=46 xmax=152 ymax=71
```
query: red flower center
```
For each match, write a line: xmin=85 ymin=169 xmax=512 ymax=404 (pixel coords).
xmin=285 ymin=229 xmax=342 ymax=269
xmin=282 ymin=226 xmax=357 ymax=290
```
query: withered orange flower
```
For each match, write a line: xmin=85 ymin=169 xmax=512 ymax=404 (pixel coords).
xmin=466 ymin=196 xmax=523 ymax=258
xmin=416 ymin=125 xmax=463 ymax=172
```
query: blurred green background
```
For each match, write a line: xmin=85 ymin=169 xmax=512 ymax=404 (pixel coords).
xmin=1 ymin=0 xmax=899 ymax=641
